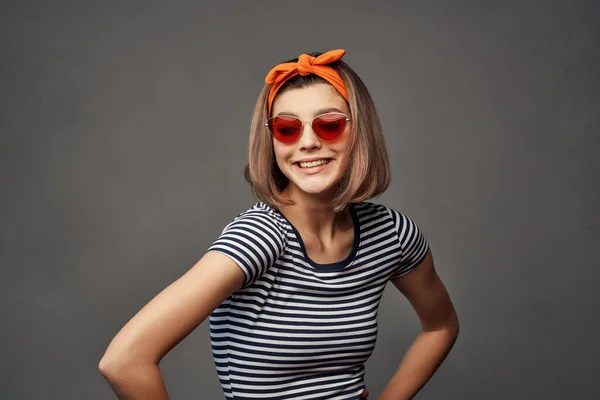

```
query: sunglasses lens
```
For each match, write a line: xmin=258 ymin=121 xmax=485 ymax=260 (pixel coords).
xmin=268 ymin=116 xmax=302 ymax=143
xmin=313 ymin=113 xmax=348 ymax=141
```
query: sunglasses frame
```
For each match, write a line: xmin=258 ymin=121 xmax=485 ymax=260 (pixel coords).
xmin=265 ymin=112 xmax=351 ymax=144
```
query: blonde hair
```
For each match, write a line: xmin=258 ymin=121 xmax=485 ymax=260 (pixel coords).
xmin=244 ymin=54 xmax=390 ymax=212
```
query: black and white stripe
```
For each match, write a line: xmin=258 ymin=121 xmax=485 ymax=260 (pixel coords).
xmin=207 ymin=202 xmax=429 ymax=399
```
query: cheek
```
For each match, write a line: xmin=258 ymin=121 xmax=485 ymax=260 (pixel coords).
xmin=272 ymin=142 xmax=282 ymax=162
xmin=273 ymin=141 xmax=291 ymax=159
xmin=333 ymin=137 xmax=351 ymax=162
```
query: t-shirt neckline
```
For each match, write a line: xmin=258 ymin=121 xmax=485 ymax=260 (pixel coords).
xmin=266 ymin=202 xmax=361 ymax=271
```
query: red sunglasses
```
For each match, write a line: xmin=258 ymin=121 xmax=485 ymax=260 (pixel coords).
xmin=265 ymin=112 xmax=351 ymax=144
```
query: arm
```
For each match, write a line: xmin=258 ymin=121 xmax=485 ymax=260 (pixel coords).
xmin=377 ymin=249 xmax=459 ymax=400
xmin=98 ymin=251 xmax=245 ymax=400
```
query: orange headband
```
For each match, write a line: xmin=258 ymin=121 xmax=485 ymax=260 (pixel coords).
xmin=264 ymin=49 xmax=349 ymax=115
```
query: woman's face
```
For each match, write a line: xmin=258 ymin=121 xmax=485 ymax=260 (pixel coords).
xmin=270 ymin=83 xmax=351 ymax=199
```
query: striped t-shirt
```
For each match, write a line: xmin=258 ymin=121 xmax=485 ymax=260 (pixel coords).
xmin=207 ymin=201 xmax=429 ymax=400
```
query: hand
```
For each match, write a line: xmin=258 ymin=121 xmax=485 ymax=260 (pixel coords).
xmin=360 ymin=387 xmax=369 ymax=399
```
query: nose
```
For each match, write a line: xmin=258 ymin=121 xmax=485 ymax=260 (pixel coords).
xmin=297 ymin=122 xmax=321 ymax=150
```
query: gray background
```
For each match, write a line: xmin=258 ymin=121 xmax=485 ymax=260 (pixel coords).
xmin=1 ymin=1 xmax=599 ymax=399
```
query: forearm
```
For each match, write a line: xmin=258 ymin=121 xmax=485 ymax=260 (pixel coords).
xmin=101 ymin=363 xmax=170 ymax=400
xmin=377 ymin=327 xmax=458 ymax=400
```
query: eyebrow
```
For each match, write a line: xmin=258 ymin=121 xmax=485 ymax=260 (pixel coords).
xmin=276 ymin=107 xmax=346 ymax=117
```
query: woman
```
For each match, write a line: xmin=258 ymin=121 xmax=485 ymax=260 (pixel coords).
xmin=99 ymin=49 xmax=459 ymax=399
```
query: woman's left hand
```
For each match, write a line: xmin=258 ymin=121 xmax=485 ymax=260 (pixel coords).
xmin=360 ymin=387 xmax=369 ymax=399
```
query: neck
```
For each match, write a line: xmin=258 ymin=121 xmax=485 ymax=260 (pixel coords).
xmin=278 ymin=185 xmax=351 ymax=240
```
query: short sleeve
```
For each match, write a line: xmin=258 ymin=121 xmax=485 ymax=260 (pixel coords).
xmin=388 ymin=208 xmax=430 ymax=279
xmin=207 ymin=209 xmax=285 ymax=288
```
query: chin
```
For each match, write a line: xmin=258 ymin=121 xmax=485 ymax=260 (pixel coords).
xmin=291 ymin=179 xmax=342 ymax=197
xmin=279 ymin=165 xmax=344 ymax=197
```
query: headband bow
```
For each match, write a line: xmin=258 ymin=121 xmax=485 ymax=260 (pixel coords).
xmin=264 ymin=49 xmax=349 ymax=115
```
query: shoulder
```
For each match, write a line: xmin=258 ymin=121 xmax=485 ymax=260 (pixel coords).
xmin=220 ymin=202 xmax=287 ymax=243
xmin=354 ymin=201 xmax=425 ymax=242
xmin=210 ymin=202 xmax=287 ymax=287
xmin=353 ymin=200 xmax=398 ymax=225
xmin=353 ymin=201 xmax=393 ymax=221
xmin=360 ymin=202 xmax=429 ymax=277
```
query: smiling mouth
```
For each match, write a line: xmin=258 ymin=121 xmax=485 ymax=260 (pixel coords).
xmin=297 ymin=159 xmax=331 ymax=169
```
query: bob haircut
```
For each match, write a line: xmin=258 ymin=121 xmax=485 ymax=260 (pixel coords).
xmin=244 ymin=52 xmax=390 ymax=212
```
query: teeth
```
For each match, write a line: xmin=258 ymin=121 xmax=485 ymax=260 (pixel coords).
xmin=298 ymin=159 xmax=330 ymax=168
